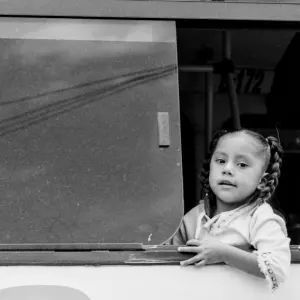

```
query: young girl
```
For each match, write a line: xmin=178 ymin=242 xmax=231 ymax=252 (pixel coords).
xmin=169 ymin=128 xmax=291 ymax=291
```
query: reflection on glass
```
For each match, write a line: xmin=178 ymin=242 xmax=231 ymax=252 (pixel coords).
xmin=0 ymin=19 xmax=183 ymax=245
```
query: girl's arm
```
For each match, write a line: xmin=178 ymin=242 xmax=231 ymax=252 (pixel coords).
xmin=178 ymin=237 xmax=264 ymax=279
xmin=248 ymin=204 xmax=291 ymax=290
xmin=222 ymin=244 xmax=264 ymax=278
xmin=178 ymin=204 xmax=290 ymax=291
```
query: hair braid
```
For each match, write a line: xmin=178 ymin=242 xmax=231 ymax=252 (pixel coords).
xmin=199 ymin=130 xmax=227 ymax=216
xmin=258 ymin=136 xmax=283 ymax=203
xmin=199 ymin=157 xmax=210 ymax=197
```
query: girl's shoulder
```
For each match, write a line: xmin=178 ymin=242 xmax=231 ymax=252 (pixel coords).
xmin=251 ymin=202 xmax=281 ymax=218
xmin=250 ymin=202 xmax=287 ymax=235
xmin=183 ymin=200 xmax=205 ymax=221
xmin=251 ymin=202 xmax=274 ymax=216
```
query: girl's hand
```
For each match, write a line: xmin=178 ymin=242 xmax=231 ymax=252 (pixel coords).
xmin=178 ymin=237 xmax=229 ymax=267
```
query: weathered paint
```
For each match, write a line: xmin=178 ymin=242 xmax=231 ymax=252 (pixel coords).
xmin=0 ymin=264 xmax=298 ymax=300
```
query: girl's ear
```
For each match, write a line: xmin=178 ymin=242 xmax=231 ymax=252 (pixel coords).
xmin=257 ymin=172 xmax=269 ymax=190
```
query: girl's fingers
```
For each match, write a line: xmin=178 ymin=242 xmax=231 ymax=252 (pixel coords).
xmin=186 ymin=239 xmax=202 ymax=246
xmin=178 ymin=246 xmax=203 ymax=253
xmin=195 ymin=260 xmax=206 ymax=267
xmin=180 ymin=254 xmax=204 ymax=266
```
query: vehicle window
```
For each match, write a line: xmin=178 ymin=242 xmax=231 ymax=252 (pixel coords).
xmin=178 ymin=27 xmax=300 ymax=245
xmin=0 ymin=18 xmax=183 ymax=246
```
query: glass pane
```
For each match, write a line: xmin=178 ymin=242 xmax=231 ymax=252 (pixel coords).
xmin=0 ymin=18 xmax=183 ymax=245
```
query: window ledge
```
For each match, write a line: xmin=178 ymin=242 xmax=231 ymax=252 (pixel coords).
xmin=0 ymin=245 xmax=297 ymax=265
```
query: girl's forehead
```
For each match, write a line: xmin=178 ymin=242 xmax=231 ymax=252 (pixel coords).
xmin=215 ymin=133 xmax=261 ymax=155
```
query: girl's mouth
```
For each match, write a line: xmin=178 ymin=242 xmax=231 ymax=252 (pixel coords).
xmin=219 ymin=180 xmax=236 ymax=187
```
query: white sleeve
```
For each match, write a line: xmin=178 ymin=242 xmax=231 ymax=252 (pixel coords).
xmin=249 ymin=204 xmax=291 ymax=291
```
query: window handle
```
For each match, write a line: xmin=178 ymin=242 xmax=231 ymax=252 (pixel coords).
xmin=157 ymin=112 xmax=170 ymax=148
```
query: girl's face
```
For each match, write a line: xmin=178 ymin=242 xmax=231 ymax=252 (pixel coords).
xmin=209 ymin=132 xmax=267 ymax=212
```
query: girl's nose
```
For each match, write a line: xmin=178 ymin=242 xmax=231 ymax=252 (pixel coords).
xmin=222 ymin=163 xmax=234 ymax=175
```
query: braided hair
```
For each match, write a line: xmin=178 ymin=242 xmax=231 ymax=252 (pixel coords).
xmin=199 ymin=128 xmax=283 ymax=217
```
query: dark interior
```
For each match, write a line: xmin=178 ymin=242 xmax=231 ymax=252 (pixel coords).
xmin=177 ymin=25 xmax=300 ymax=244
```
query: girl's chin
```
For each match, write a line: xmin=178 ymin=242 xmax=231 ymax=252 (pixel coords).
xmin=216 ymin=198 xmax=246 ymax=207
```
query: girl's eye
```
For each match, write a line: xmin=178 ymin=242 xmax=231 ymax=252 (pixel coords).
xmin=216 ymin=159 xmax=225 ymax=164
xmin=238 ymin=163 xmax=248 ymax=168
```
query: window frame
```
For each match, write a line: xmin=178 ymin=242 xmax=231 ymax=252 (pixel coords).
xmin=1 ymin=0 xmax=300 ymax=22
xmin=0 ymin=0 xmax=299 ymax=265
